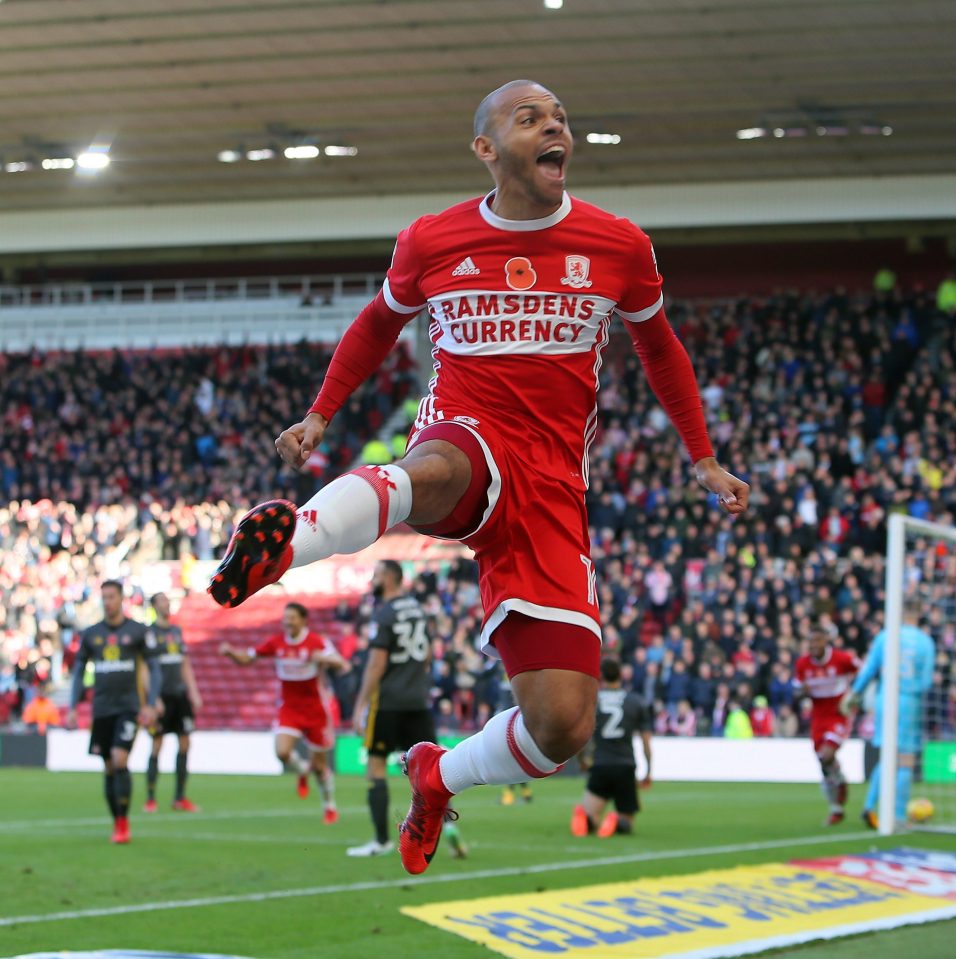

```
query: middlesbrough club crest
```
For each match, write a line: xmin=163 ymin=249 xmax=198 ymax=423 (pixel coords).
xmin=560 ymin=255 xmax=593 ymax=289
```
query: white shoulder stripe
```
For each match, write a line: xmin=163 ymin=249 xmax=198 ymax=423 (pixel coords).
xmin=616 ymin=292 xmax=664 ymax=323
xmin=383 ymin=278 xmax=425 ymax=315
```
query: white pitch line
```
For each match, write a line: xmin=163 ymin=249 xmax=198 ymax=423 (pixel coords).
xmin=132 ymin=830 xmax=587 ymax=855
xmin=139 ymin=830 xmax=637 ymax=855
xmin=0 ymin=829 xmax=874 ymax=927
xmin=0 ymin=788 xmax=777 ymax=834
xmin=0 ymin=792 xmax=700 ymax=835
xmin=0 ymin=806 xmax=365 ymax=832
xmin=136 ymin=830 xmax=354 ymax=847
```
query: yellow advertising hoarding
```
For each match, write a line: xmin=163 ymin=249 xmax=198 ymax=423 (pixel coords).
xmin=403 ymin=862 xmax=956 ymax=959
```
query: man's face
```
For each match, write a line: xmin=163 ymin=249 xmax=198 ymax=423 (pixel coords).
xmin=808 ymin=633 xmax=828 ymax=660
xmin=476 ymin=84 xmax=573 ymax=208
xmin=152 ymin=593 xmax=170 ymax=619
xmin=283 ymin=607 xmax=306 ymax=635
xmin=102 ymin=586 xmax=123 ymax=620
xmin=371 ymin=563 xmax=387 ymax=599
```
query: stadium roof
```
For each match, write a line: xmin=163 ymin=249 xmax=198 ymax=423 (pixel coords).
xmin=0 ymin=0 xmax=954 ymax=215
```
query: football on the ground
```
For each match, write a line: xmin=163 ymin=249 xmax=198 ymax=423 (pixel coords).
xmin=906 ymin=797 xmax=935 ymax=823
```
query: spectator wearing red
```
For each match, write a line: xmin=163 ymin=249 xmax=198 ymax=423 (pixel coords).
xmin=750 ymin=695 xmax=775 ymax=737
xmin=818 ymin=507 xmax=850 ymax=548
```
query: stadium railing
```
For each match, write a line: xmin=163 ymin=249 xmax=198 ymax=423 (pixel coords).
xmin=0 ymin=273 xmax=399 ymax=351
xmin=0 ymin=272 xmax=383 ymax=307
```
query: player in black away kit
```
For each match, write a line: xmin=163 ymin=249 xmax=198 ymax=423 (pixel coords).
xmin=144 ymin=592 xmax=203 ymax=813
xmin=572 ymin=658 xmax=653 ymax=837
xmin=68 ymin=580 xmax=161 ymax=844
xmin=347 ymin=560 xmax=465 ymax=859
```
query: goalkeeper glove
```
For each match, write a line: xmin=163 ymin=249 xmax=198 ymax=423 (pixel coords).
xmin=839 ymin=690 xmax=861 ymax=716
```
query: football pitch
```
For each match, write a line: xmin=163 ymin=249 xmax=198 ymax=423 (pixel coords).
xmin=2 ymin=770 xmax=955 ymax=959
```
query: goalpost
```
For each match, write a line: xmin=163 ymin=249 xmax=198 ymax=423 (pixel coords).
xmin=878 ymin=513 xmax=956 ymax=835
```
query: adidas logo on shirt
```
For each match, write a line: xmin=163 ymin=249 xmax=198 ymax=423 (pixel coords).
xmin=452 ymin=257 xmax=481 ymax=276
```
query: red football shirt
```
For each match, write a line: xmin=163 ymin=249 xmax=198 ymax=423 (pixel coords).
xmin=383 ymin=192 xmax=664 ymax=490
xmin=794 ymin=647 xmax=861 ymax=723
xmin=252 ymin=630 xmax=333 ymax=709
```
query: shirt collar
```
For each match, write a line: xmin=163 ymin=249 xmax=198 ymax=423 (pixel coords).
xmin=478 ymin=190 xmax=572 ymax=232
xmin=811 ymin=646 xmax=833 ymax=666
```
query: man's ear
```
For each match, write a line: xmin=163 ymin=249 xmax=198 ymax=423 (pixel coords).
xmin=472 ymin=135 xmax=496 ymax=163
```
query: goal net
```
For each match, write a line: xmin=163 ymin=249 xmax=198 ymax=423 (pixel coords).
xmin=872 ymin=514 xmax=956 ymax=835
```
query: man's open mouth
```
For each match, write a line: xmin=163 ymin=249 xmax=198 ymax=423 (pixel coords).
xmin=536 ymin=146 xmax=567 ymax=180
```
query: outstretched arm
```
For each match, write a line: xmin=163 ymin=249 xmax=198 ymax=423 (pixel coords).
xmin=311 ymin=647 xmax=351 ymax=674
xmin=275 ymin=291 xmax=415 ymax=470
xmin=220 ymin=642 xmax=255 ymax=666
xmin=852 ymin=633 xmax=885 ymax=696
xmin=842 ymin=632 xmax=885 ymax=713
xmin=625 ymin=308 xmax=749 ymax=515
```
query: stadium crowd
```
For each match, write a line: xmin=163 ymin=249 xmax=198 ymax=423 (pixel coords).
xmin=0 ymin=340 xmax=415 ymax=509
xmin=2 ymin=284 xmax=956 ymax=738
xmin=573 ymin=283 xmax=956 ymax=737
xmin=0 ymin=340 xmax=415 ymax=719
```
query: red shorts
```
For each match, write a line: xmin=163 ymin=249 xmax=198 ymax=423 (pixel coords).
xmin=276 ymin=700 xmax=333 ymax=752
xmin=811 ymin=716 xmax=849 ymax=755
xmin=407 ymin=417 xmax=601 ymax=679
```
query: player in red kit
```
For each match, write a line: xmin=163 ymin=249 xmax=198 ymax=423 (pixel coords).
xmin=220 ymin=602 xmax=349 ymax=823
xmin=208 ymin=79 xmax=749 ymax=874
xmin=794 ymin=627 xmax=861 ymax=825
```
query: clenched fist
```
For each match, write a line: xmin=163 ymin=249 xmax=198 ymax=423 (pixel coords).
xmin=694 ymin=456 xmax=750 ymax=515
xmin=275 ymin=412 xmax=328 ymax=470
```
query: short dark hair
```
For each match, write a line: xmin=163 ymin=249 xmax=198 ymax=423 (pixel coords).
xmin=473 ymin=79 xmax=542 ymax=138
xmin=285 ymin=601 xmax=308 ymax=620
xmin=600 ymin=658 xmax=622 ymax=683
xmin=380 ymin=559 xmax=404 ymax=586
xmin=101 ymin=579 xmax=124 ymax=595
xmin=149 ymin=592 xmax=166 ymax=607
xmin=903 ymin=599 xmax=922 ymax=620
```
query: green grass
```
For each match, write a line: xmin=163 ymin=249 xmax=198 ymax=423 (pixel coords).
xmin=1 ymin=769 xmax=955 ymax=958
